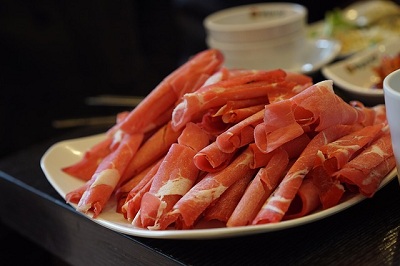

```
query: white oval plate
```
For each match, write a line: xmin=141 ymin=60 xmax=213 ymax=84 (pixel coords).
xmin=322 ymin=37 xmax=400 ymax=101
xmin=40 ymin=134 xmax=397 ymax=239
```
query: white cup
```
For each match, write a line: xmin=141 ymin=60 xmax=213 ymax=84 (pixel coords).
xmin=203 ymin=3 xmax=307 ymax=43
xmin=203 ymin=3 xmax=308 ymax=71
xmin=383 ymin=69 xmax=400 ymax=179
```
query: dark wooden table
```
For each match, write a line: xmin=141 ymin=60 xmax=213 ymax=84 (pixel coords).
xmin=1 ymin=67 xmax=399 ymax=265
xmin=1 ymin=117 xmax=400 ymax=266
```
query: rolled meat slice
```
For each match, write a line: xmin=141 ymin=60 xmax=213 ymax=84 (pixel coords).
xmin=136 ymin=122 xmax=210 ymax=230
xmin=252 ymin=124 xmax=359 ymax=224
xmin=164 ymin=145 xmax=258 ymax=229
xmin=227 ymin=148 xmax=289 ymax=227
xmin=171 ymin=69 xmax=287 ymax=131
xmin=283 ymin=178 xmax=321 ymax=220
xmin=254 ymin=80 xmax=365 ymax=153
xmin=335 ymin=132 xmax=395 ymax=197
xmin=75 ymin=132 xmax=144 ymax=218
xmin=317 ymin=123 xmax=385 ymax=174
xmin=193 ymin=141 xmax=237 ymax=173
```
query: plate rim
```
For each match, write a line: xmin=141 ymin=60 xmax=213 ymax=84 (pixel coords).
xmin=40 ymin=134 xmax=397 ymax=239
xmin=321 ymin=66 xmax=383 ymax=97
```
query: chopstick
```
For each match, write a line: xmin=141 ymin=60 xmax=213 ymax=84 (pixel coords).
xmin=52 ymin=115 xmax=117 ymax=128
xmin=53 ymin=95 xmax=144 ymax=128
xmin=85 ymin=95 xmax=144 ymax=107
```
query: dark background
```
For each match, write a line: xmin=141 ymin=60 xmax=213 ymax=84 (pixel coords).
xmin=0 ymin=1 xmax=398 ymax=265
xmin=0 ymin=0 xmax=359 ymax=158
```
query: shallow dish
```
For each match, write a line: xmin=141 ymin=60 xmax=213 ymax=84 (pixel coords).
xmin=207 ymin=37 xmax=340 ymax=74
xmin=293 ymin=38 xmax=341 ymax=74
xmin=322 ymin=37 xmax=400 ymax=102
xmin=40 ymin=134 xmax=396 ymax=240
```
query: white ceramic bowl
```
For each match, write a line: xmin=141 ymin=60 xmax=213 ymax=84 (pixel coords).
xmin=383 ymin=69 xmax=400 ymax=179
xmin=322 ymin=37 xmax=400 ymax=103
xmin=204 ymin=3 xmax=307 ymax=43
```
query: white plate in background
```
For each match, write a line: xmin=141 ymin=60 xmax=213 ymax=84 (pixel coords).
xmin=322 ymin=37 xmax=400 ymax=101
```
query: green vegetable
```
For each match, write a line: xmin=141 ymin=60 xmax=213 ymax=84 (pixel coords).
xmin=322 ymin=8 xmax=354 ymax=37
